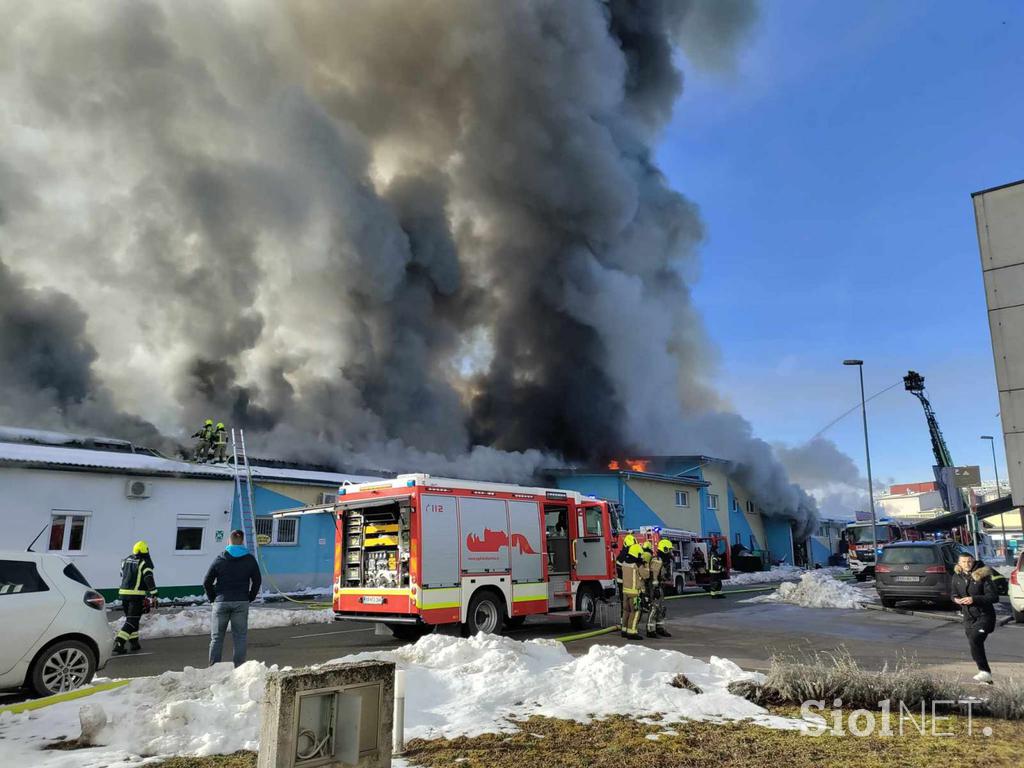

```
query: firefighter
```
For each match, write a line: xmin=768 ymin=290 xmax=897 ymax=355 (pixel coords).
xmin=211 ymin=421 xmax=228 ymax=463
xmin=115 ymin=541 xmax=158 ymax=654
xmin=191 ymin=418 xmax=214 ymax=462
xmin=707 ymin=543 xmax=725 ymax=599
xmin=615 ymin=533 xmax=637 ymax=620
xmin=620 ymin=542 xmax=646 ymax=640
xmin=646 ymin=539 xmax=673 ymax=638
xmin=638 ymin=541 xmax=656 ymax=636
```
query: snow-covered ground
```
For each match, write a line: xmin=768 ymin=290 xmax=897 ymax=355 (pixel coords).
xmin=726 ymin=565 xmax=848 ymax=586
xmin=108 ymin=606 xmax=335 ymax=639
xmin=742 ymin=571 xmax=873 ymax=609
xmin=0 ymin=634 xmax=803 ymax=766
xmin=106 ymin=585 xmax=332 ymax=609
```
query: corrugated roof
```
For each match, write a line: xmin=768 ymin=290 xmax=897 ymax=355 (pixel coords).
xmin=0 ymin=440 xmax=380 ymax=486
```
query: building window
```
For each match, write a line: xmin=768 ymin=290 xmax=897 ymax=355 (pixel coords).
xmin=255 ymin=516 xmax=299 ymax=546
xmin=48 ymin=512 xmax=88 ymax=553
xmin=175 ymin=524 xmax=205 ymax=552
xmin=674 ymin=490 xmax=689 ymax=507
xmin=746 ymin=500 xmax=755 ymax=514
xmin=708 ymin=493 xmax=719 ymax=510
xmin=0 ymin=560 xmax=50 ymax=596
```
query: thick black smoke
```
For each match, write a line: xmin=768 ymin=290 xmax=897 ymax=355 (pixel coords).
xmin=0 ymin=0 xmax=835 ymax=529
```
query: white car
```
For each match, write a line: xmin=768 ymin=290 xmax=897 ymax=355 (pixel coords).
xmin=1010 ymin=551 xmax=1024 ymax=623
xmin=0 ymin=551 xmax=114 ymax=696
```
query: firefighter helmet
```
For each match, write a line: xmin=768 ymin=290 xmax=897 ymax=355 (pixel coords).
xmin=622 ymin=534 xmax=637 ymax=548
xmin=133 ymin=540 xmax=150 ymax=555
xmin=628 ymin=543 xmax=643 ymax=559
xmin=204 ymin=418 xmax=213 ymax=426
xmin=658 ymin=539 xmax=673 ymax=553
xmin=216 ymin=422 xmax=225 ymax=429
xmin=642 ymin=541 xmax=653 ymax=551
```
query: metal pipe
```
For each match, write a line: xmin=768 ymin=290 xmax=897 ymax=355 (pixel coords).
xmin=393 ymin=670 xmax=406 ymax=755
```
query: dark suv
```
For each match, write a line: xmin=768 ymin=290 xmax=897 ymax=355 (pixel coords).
xmin=874 ymin=541 xmax=960 ymax=608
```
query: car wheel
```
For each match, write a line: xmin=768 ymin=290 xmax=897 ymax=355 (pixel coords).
xmin=464 ymin=589 xmax=504 ymax=636
xmin=855 ymin=572 xmax=867 ymax=583
xmin=387 ymin=624 xmax=431 ymax=642
xmin=570 ymin=585 xmax=599 ymax=629
xmin=30 ymin=639 xmax=96 ymax=697
xmin=1013 ymin=606 xmax=1024 ymax=624
xmin=880 ymin=597 xmax=897 ymax=609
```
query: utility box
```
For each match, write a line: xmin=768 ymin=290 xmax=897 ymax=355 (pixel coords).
xmin=258 ymin=660 xmax=395 ymax=768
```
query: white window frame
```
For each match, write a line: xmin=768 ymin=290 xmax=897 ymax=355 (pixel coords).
xmin=674 ymin=490 xmax=690 ymax=508
xmin=174 ymin=515 xmax=209 ymax=555
xmin=255 ymin=516 xmax=300 ymax=546
xmin=708 ymin=493 xmax=719 ymax=510
xmin=48 ymin=510 xmax=91 ymax=555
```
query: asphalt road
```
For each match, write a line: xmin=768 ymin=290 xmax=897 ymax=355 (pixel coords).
xmin=5 ymin=581 xmax=1022 ymax=705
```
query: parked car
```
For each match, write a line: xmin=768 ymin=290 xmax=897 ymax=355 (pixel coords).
xmin=0 ymin=551 xmax=113 ymax=696
xmin=1009 ymin=550 xmax=1024 ymax=623
xmin=874 ymin=540 xmax=962 ymax=608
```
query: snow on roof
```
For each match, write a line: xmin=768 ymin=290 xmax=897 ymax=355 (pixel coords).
xmin=0 ymin=440 xmax=383 ymax=487
xmin=0 ymin=425 xmax=134 ymax=449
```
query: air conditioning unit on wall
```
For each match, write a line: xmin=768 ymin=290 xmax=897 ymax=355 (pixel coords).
xmin=318 ymin=492 xmax=338 ymax=505
xmin=126 ymin=479 xmax=153 ymax=499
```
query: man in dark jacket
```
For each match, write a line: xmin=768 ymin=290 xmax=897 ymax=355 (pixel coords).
xmin=952 ymin=553 xmax=999 ymax=684
xmin=114 ymin=541 xmax=158 ymax=654
xmin=203 ymin=530 xmax=262 ymax=667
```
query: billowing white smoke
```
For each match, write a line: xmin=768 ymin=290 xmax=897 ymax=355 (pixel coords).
xmin=0 ymin=0 xmax=838 ymax=532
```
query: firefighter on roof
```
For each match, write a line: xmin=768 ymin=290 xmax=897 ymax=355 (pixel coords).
xmin=619 ymin=542 xmax=646 ymax=640
xmin=115 ymin=541 xmax=158 ymax=654
xmin=191 ymin=418 xmax=214 ymax=462
xmin=645 ymin=539 xmax=673 ymax=637
xmin=211 ymin=421 xmax=228 ymax=463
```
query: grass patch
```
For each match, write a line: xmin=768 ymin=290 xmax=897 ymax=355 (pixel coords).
xmin=729 ymin=648 xmax=1024 ymax=719
xmin=155 ymin=753 xmax=255 ymax=768
xmin=404 ymin=713 xmax=1024 ymax=768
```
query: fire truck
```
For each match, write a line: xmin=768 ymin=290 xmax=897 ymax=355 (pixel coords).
xmin=305 ymin=474 xmax=621 ymax=640
xmin=844 ymin=519 xmax=921 ymax=580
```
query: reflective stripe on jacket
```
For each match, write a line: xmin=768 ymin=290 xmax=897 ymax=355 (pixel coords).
xmin=119 ymin=554 xmax=157 ymax=596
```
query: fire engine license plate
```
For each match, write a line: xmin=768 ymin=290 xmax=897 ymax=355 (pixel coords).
xmin=362 ymin=595 xmax=385 ymax=605
xmin=894 ymin=576 xmax=919 ymax=583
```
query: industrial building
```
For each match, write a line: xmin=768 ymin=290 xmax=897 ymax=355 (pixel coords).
xmin=547 ymin=456 xmax=797 ymax=566
xmin=0 ymin=428 xmax=375 ymax=599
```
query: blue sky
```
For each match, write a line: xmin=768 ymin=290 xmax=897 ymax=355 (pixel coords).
xmin=657 ymin=0 xmax=1023 ymax=490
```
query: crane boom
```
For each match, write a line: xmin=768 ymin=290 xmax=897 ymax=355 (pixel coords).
xmin=903 ymin=370 xmax=954 ymax=469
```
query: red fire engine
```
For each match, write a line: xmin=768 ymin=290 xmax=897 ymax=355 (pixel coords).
xmin=307 ymin=474 xmax=621 ymax=640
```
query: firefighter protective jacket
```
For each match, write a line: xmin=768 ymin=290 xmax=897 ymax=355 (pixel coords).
xmin=119 ymin=554 xmax=157 ymax=597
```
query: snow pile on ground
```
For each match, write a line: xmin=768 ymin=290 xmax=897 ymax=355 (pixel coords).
xmin=742 ymin=571 xmax=871 ymax=609
xmin=0 ymin=635 xmax=801 ymax=766
xmin=0 ymin=662 xmax=268 ymax=767
xmin=727 ymin=565 xmax=847 ymax=586
xmin=108 ymin=606 xmax=334 ymax=638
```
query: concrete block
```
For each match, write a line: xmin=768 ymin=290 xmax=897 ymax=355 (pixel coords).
xmin=259 ymin=660 xmax=395 ymax=768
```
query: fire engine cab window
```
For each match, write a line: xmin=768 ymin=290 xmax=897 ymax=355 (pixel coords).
xmin=545 ymin=507 xmax=568 ymax=536
xmin=584 ymin=508 xmax=602 ymax=537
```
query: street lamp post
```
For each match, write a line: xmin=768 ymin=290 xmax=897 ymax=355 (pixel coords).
xmin=844 ymin=360 xmax=878 ymax=567
xmin=981 ymin=435 xmax=1010 ymax=564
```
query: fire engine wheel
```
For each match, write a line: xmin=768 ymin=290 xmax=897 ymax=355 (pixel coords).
xmin=570 ymin=584 xmax=599 ymax=629
xmin=465 ymin=590 xmax=505 ymax=636
xmin=674 ymin=577 xmax=685 ymax=596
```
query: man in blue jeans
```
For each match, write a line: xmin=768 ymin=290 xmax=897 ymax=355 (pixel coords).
xmin=203 ymin=529 xmax=262 ymax=666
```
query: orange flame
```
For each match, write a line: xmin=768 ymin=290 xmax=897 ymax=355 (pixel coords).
xmin=607 ymin=458 xmax=649 ymax=473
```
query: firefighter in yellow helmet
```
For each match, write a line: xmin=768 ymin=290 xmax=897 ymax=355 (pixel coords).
xmin=615 ymin=534 xmax=637 ymax=626
xmin=707 ymin=541 xmax=725 ymax=599
xmin=191 ymin=418 xmax=214 ymax=462
xmin=211 ymin=421 xmax=228 ymax=463
xmin=619 ymin=542 xmax=646 ymax=640
xmin=114 ymin=541 xmax=158 ymax=654
xmin=645 ymin=539 xmax=673 ymax=637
